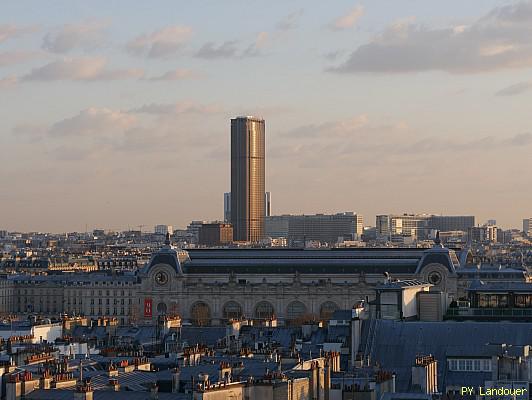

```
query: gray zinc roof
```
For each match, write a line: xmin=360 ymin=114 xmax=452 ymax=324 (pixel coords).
xmin=362 ymin=320 xmax=532 ymax=392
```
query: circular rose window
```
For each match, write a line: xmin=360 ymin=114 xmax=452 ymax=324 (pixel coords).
xmin=155 ymin=271 xmax=169 ymax=285
xmin=428 ymin=271 xmax=442 ymax=285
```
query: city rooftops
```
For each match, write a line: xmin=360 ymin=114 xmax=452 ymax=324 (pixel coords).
xmin=468 ymin=280 xmax=532 ymax=293
xmin=183 ymin=247 xmax=459 ymax=275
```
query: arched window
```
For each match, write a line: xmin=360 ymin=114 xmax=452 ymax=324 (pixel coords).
xmin=286 ymin=301 xmax=307 ymax=321
xmin=254 ymin=301 xmax=275 ymax=320
xmin=223 ymin=301 xmax=243 ymax=320
xmin=320 ymin=301 xmax=339 ymax=321
xmin=190 ymin=302 xmax=211 ymax=326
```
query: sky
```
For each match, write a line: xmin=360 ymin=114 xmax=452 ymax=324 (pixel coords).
xmin=1 ymin=0 xmax=531 ymax=232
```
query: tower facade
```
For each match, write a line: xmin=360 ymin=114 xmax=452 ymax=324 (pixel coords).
xmin=231 ymin=116 xmax=265 ymax=242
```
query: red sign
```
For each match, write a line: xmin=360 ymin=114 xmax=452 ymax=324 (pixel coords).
xmin=144 ymin=298 xmax=152 ymax=317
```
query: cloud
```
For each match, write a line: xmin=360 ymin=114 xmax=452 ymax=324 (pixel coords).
xmin=196 ymin=41 xmax=239 ymax=59
xmin=0 ymin=24 xmax=37 ymax=43
xmin=22 ymin=57 xmax=144 ymax=81
xmin=329 ymin=5 xmax=364 ymax=30
xmin=323 ymin=50 xmax=346 ymax=61
xmin=331 ymin=1 xmax=532 ymax=74
xmin=502 ymin=132 xmax=532 ymax=146
xmin=12 ymin=102 xmax=226 ymax=162
xmin=0 ymin=76 xmax=18 ymax=89
xmin=284 ymin=115 xmax=369 ymax=138
xmin=12 ymin=123 xmax=47 ymax=138
xmin=126 ymin=26 xmax=192 ymax=58
xmin=276 ymin=116 xmax=532 ymax=169
xmin=197 ymin=33 xmax=269 ymax=59
xmin=0 ymin=51 xmax=40 ymax=67
xmin=242 ymin=32 xmax=270 ymax=57
xmin=277 ymin=9 xmax=304 ymax=31
xmin=129 ymin=101 xmax=222 ymax=115
xmin=495 ymin=81 xmax=532 ymax=96
xmin=49 ymin=107 xmax=138 ymax=137
xmin=147 ymin=68 xmax=198 ymax=81
xmin=42 ymin=20 xmax=109 ymax=53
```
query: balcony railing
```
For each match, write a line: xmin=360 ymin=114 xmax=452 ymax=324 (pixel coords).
xmin=446 ymin=307 xmax=532 ymax=318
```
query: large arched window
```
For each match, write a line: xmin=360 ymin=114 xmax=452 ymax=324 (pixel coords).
xmin=254 ymin=301 xmax=275 ymax=320
xmin=320 ymin=301 xmax=339 ymax=321
xmin=223 ymin=301 xmax=243 ymax=320
xmin=286 ymin=301 xmax=307 ymax=321
xmin=190 ymin=302 xmax=211 ymax=326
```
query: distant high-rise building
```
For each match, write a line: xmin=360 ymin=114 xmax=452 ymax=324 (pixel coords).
xmin=231 ymin=116 xmax=265 ymax=242
xmin=186 ymin=221 xmax=207 ymax=244
xmin=354 ymin=214 xmax=364 ymax=238
xmin=198 ymin=223 xmax=233 ymax=246
xmin=224 ymin=192 xmax=231 ymax=222
xmin=265 ymin=212 xmax=362 ymax=245
xmin=376 ymin=214 xmax=431 ymax=241
xmin=524 ymin=218 xmax=532 ymax=237
xmin=376 ymin=214 xmax=475 ymax=242
xmin=468 ymin=225 xmax=498 ymax=243
xmin=429 ymin=215 xmax=475 ymax=233
xmin=154 ymin=225 xmax=173 ymax=235
xmin=265 ymin=192 xmax=272 ymax=217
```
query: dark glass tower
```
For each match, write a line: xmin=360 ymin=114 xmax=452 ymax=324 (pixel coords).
xmin=231 ymin=116 xmax=265 ymax=242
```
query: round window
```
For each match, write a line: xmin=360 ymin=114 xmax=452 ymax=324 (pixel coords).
xmin=428 ymin=271 xmax=442 ymax=285
xmin=155 ymin=271 xmax=169 ymax=285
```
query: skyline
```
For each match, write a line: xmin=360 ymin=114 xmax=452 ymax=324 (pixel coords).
xmin=1 ymin=0 xmax=532 ymax=232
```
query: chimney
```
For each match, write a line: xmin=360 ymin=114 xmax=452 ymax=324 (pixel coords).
xmin=411 ymin=355 xmax=438 ymax=394
xmin=107 ymin=378 xmax=120 ymax=391
xmin=324 ymin=359 xmax=331 ymax=400
xmin=219 ymin=362 xmax=232 ymax=384
xmin=171 ymin=367 xmax=181 ymax=393
xmin=73 ymin=381 xmax=94 ymax=400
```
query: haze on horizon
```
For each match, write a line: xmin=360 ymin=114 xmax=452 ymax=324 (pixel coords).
xmin=1 ymin=0 xmax=531 ymax=233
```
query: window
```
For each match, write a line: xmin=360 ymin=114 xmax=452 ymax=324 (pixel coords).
xmin=286 ymin=301 xmax=307 ymax=321
xmin=223 ymin=301 xmax=243 ymax=320
xmin=191 ymin=302 xmax=211 ymax=326
xmin=449 ymin=358 xmax=489 ymax=372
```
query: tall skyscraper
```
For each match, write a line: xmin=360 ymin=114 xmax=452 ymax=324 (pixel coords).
xmin=225 ymin=191 xmax=270 ymax=222
xmin=223 ymin=192 xmax=231 ymax=222
xmin=265 ymin=192 xmax=272 ymax=217
xmin=231 ymin=116 xmax=265 ymax=242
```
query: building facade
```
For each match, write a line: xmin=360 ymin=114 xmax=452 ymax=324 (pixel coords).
xmin=376 ymin=214 xmax=475 ymax=242
xmin=198 ymin=223 xmax=233 ymax=246
xmin=2 ymin=238 xmax=497 ymax=326
xmin=154 ymin=225 xmax=173 ymax=235
xmin=265 ymin=212 xmax=362 ymax=245
xmin=230 ymin=116 xmax=265 ymax=242
xmin=524 ymin=218 xmax=531 ymax=237
xmin=429 ymin=215 xmax=475 ymax=233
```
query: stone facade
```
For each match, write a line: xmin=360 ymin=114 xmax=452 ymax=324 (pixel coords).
xmin=1 ymin=241 xmax=527 ymax=326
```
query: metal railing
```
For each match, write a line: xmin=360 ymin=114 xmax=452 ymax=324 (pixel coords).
xmin=447 ymin=307 xmax=532 ymax=318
